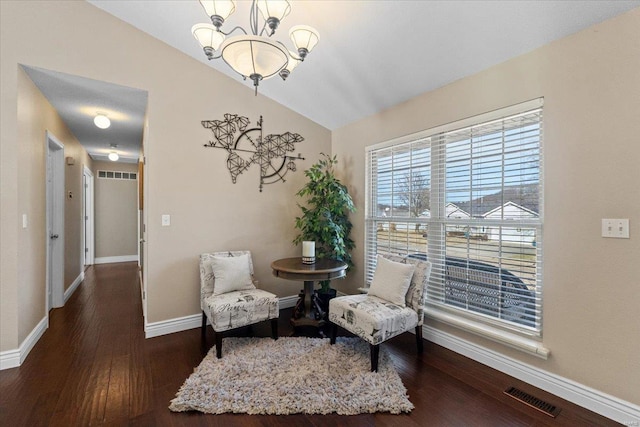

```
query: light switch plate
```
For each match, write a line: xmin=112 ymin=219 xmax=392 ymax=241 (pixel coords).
xmin=602 ymin=218 xmax=629 ymax=238
xmin=161 ymin=214 xmax=171 ymax=227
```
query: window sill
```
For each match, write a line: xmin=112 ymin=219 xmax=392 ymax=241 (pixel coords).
xmin=424 ymin=307 xmax=550 ymax=359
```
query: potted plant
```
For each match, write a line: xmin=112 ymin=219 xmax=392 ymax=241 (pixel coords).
xmin=293 ymin=153 xmax=355 ymax=319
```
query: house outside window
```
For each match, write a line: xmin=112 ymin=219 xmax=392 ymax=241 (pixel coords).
xmin=365 ymin=99 xmax=543 ymax=338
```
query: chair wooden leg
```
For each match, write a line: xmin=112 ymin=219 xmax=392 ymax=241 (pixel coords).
xmin=330 ymin=323 xmax=337 ymax=345
xmin=415 ymin=325 xmax=424 ymax=354
xmin=370 ymin=344 xmax=380 ymax=372
xmin=215 ymin=331 xmax=223 ymax=359
xmin=201 ymin=311 xmax=207 ymax=339
xmin=271 ymin=318 xmax=278 ymax=340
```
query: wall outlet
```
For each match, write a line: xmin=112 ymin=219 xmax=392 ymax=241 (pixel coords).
xmin=601 ymin=219 xmax=629 ymax=238
xmin=161 ymin=214 xmax=171 ymax=227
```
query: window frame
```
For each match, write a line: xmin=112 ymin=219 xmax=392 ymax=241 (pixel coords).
xmin=365 ymin=98 xmax=545 ymax=346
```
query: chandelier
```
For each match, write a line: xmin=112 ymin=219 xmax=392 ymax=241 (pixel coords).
xmin=192 ymin=0 xmax=320 ymax=95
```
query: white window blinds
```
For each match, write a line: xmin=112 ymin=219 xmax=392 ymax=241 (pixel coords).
xmin=366 ymin=100 xmax=543 ymax=336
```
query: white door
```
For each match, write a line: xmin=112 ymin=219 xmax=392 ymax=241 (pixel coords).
xmin=46 ymin=132 xmax=65 ymax=310
xmin=83 ymin=167 xmax=94 ymax=267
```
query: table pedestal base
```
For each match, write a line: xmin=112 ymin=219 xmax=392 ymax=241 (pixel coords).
xmin=270 ymin=258 xmax=347 ymax=338
xmin=290 ymin=282 xmax=326 ymax=337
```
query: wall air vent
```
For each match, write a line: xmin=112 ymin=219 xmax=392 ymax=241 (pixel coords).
xmin=504 ymin=387 xmax=561 ymax=418
xmin=97 ymin=170 xmax=137 ymax=180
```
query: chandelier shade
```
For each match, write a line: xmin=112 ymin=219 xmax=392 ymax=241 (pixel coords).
xmin=256 ymin=0 xmax=291 ymax=31
xmin=199 ymin=0 xmax=236 ymax=28
xmin=279 ymin=51 xmax=300 ymax=80
xmin=192 ymin=23 xmax=226 ymax=53
xmin=221 ymin=35 xmax=288 ymax=81
xmin=289 ymin=25 xmax=319 ymax=59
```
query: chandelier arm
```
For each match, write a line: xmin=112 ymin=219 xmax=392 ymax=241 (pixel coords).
xmin=220 ymin=26 xmax=248 ymax=37
xmin=250 ymin=0 xmax=259 ymax=35
xmin=275 ymin=41 xmax=302 ymax=62
xmin=207 ymin=51 xmax=223 ymax=60
xmin=288 ymin=51 xmax=303 ymax=61
xmin=259 ymin=22 xmax=271 ymax=38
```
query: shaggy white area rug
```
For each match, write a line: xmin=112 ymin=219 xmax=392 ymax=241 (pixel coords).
xmin=169 ymin=337 xmax=413 ymax=415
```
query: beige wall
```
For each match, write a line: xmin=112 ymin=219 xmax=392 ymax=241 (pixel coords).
xmin=1 ymin=1 xmax=331 ymax=350
xmin=332 ymin=9 xmax=640 ymax=405
xmin=92 ymin=161 xmax=139 ymax=259
xmin=3 ymin=0 xmax=636 ymax=412
xmin=13 ymin=66 xmax=93 ymax=347
xmin=61 ymin=109 xmax=94 ymax=290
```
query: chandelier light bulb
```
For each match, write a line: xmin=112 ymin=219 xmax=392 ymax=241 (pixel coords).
xmin=94 ymin=114 xmax=111 ymax=129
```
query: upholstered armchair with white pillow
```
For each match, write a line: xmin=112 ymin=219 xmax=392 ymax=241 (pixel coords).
xmin=200 ymin=251 xmax=279 ymax=358
xmin=329 ymin=254 xmax=432 ymax=371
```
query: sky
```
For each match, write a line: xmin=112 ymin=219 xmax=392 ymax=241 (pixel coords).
xmin=373 ymin=121 xmax=541 ymax=212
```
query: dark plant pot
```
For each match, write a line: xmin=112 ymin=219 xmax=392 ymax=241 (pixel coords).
xmin=313 ymin=288 xmax=337 ymax=321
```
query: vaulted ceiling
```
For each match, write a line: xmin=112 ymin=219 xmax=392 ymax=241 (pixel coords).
xmin=25 ymin=1 xmax=640 ymax=162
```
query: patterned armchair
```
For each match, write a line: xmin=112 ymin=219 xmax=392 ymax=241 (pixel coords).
xmin=200 ymin=251 xmax=279 ymax=358
xmin=329 ymin=254 xmax=432 ymax=371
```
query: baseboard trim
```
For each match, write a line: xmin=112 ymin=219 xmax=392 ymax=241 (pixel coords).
xmin=145 ymin=314 xmax=201 ymax=339
xmin=94 ymin=255 xmax=138 ymax=264
xmin=279 ymin=294 xmax=298 ymax=309
xmin=145 ymin=295 xmax=299 ymax=339
xmin=64 ymin=271 xmax=84 ymax=302
xmin=0 ymin=349 xmax=20 ymax=370
xmin=423 ymin=325 xmax=640 ymax=424
xmin=0 ymin=316 xmax=48 ymax=370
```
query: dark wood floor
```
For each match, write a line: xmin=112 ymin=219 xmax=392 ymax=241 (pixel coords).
xmin=0 ymin=263 xmax=617 ymax=426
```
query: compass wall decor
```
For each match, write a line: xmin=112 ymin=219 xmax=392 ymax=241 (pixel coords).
xmin=202 ymin=114 xmax=304 ymax=192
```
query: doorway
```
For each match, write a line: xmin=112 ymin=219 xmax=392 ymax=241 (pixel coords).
xmin=46 ymin=132 xmax=65 ymax=310
xmin=82 ymin=166 xmax=94 ymax=267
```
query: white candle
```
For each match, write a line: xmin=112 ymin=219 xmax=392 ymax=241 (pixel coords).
xmin=302 ymin=241 xmax=315 ymax=258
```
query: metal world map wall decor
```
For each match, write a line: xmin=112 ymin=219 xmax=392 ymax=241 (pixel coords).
xmin=202 ymin=114 xmax=305 ymax=192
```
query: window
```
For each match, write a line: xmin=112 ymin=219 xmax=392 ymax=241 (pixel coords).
xmin=97 ymin=170 xmax=138 ymax=180
xmin=366 ymin=99 xmax=543 ymax=337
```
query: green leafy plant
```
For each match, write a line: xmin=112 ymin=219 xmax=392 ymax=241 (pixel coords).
xmin=294 ymin=153 xmax=356 ymax=292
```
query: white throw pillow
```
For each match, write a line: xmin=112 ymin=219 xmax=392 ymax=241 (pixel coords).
xmin=368 ymin=255 xmax=415 ymax=306
xmin=210 ymin=254 xmax=256 ymax=295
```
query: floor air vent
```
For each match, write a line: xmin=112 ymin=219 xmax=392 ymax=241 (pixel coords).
xmin=504 ymin=387 xmax=561 ymax=418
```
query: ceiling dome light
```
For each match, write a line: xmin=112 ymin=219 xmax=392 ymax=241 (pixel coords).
xmin=94 ymin=114 xmax=111 ymax=129
xmin=108 ymin=151 xmax=119 ymax=161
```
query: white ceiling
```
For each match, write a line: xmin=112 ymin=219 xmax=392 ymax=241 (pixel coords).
xmin=23 ymin=65 xmax=148 ymax=164
xmin=23 ymin=1 xmax=640 ymax=162
xmin=87 ymin=0 xmax=639 ymax=130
